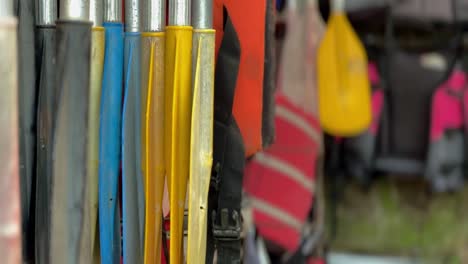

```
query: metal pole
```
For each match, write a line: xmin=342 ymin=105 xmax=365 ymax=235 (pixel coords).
xmin=104 ymin=0 xmax=121 ymax=22
xmin=169 ymin=0 xmax=190 ymax=26
xmin=145 ymin=0 xmax=165 ymax=31
xmin=125 ymin=0 xmax=140 ymax=32
xmin=37 ymin=0 xmax=57 ymax=25
xmin=90 ymin=0 xmax=103 ymax=26
xmin=0 ymin=0 xmax=13 ymax=17
xmin=60 ymin=0 xmax=90 ymax=21
xmin=192 ymin=0 xmax=212 ymax=29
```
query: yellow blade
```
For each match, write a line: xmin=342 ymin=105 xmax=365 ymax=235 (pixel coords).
xmin=88 ymin=26 xmax=105 ymax=263
xmin=142 ymin=32 xmax=165 ymax=264
xmin=186 ymin=29 xmax=215 ymax=264
xmin=317 ymin=12 xmax=371 ymax=136
xmin=165 ymin=25 xmax=193 ymax=263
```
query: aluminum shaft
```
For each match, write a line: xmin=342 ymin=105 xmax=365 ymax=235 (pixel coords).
xmin=332 ymin=0 xmax=345 ymax=12
xmin=90 ymin=0 xmax=103 ymax=26
xmin=0 ymin=0 xmax=13 ymax=17
xmin=125 ymin=0 xmax=140 ymax=32
xmin=37 ymin=0 xmax=57 ymax=25
xmin=169 ymin=0 xmax=190 ymax=26
xmin=192 ymin=0 xmax=212 ymax=29
xmin=60 ymin=0 xmax=90 ymax=20
xmin=144 ymin=0 xmax=165 ymax=31
xmin=104 ymin=0 xmax=122 ymax=22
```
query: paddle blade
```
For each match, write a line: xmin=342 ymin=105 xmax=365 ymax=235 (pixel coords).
xmin=187 ymin=29 xmax=215 ymax=264
xmin=88 ymin=27 xmax=105 ymax=262
xmin=165 ymin=25 xmax=193 ymax=264
xmin=142 ymin=32 xmax=165 ymax=264
xmin=317 ymin=14 xmax=371 ymax=136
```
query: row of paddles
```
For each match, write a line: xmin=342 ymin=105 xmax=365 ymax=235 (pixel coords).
xmin=17 ymin=0 xmax=215 ymax=263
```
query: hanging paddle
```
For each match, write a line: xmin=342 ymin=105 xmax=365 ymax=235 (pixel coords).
xmin=165 ymin=0 xmax=193 ymax=262
xmin=0 ymin=2 xmax=22 ymax=262
xmin=122 ymin=0 xmax=144 ymax=262
xmin=49 ymin=0 xmax=92 ymax=262
xmin=317 ymin=0 xmax=371 ymax=136
xmin=34 ymin=0 xmax=56 ymax=262
xmin=88 ymin=0 xmax=104 ymax=262
xmin=98 ymin=0 xmax=124 ymax=262
xmin=186 ymin=0 xmax=215 ymax=262
xmin=141 ymin=0 xmax=166 ymax=263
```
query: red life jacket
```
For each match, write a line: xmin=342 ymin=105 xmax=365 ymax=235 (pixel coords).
xmin=244 ymin=93 xmax=322 ymax=252
xmin=214 ymin=0 xmax=266 ymax=157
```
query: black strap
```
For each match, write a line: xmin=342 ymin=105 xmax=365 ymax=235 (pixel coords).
xmin=206 ymin=8 xmax=245 ymax=264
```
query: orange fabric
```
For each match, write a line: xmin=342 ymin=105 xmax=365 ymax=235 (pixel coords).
xmin=214 ymin=0 xmax=266 ymax=157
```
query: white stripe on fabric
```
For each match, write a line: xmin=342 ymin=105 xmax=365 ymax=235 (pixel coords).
xmin=276 ymin=105 xmax=321 ymax=142
xmin=254 ymin=152 xmax=315 ymax=192
xmin=250 ymin=196 xmax=303 ymax=232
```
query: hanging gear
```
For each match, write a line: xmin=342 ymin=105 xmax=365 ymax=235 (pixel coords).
xmin=218 ymin=0 xmax=267 ymax=157
xmin=317 ymin=0 xmax=372 ymax=136
xmin=206 ymin=9 xmax=244 ymax=263
xmin=341 ymin=0 xmax=465 ymax=192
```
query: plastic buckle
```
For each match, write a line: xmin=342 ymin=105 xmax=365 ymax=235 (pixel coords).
xmin=210 ymin=162 xmax=221 ymax=191
xmin=212 ymin=208 xmax=241 ymax=241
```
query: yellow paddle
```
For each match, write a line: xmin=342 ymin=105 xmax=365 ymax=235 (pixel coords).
xmin=141 ymin=0 xmax=165 ymax=263
xmin=88 ymin=0 xmax=105 ymax=262
xmin=165 ymin=0 xmax=193 ymax=262
xmin=317 ymin=0 xmax=371 ymax=136
xmin=186 ymin=0 xmax=215 ymax=262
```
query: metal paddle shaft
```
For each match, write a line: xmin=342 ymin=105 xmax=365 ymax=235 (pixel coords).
xmin=34 ymin=0 xmax=57 ymax=262
xmin=122 ymin=0 xmax=144 ymax=262
xmin=88 ymin=0 xmax=104 ymax=261
xmin=141 ymin=0 xmax=166 ymax=263
xmin=98 ymin=0 xmax=123 ymax=262
xmin=186 ymin=0 xmax=215 ymax=263
xmin=0 ymin=5 xmax=22 ymax=263
xmin=165 ymin=0 xmax=193 ymax=263
xmin=50 ymin=0 xmax=92 ymax=263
